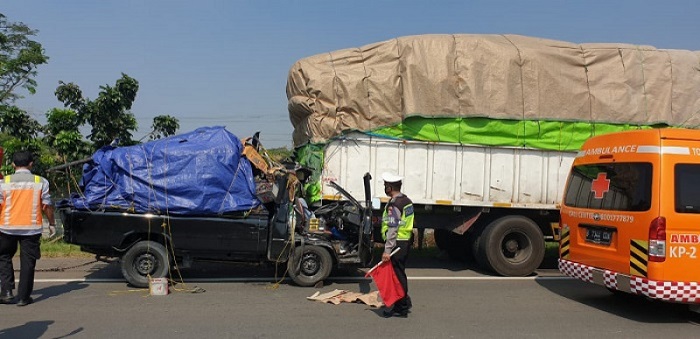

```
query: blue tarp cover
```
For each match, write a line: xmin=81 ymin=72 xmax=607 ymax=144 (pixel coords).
xmin=67 ymin=126 xmax=260 ymax=215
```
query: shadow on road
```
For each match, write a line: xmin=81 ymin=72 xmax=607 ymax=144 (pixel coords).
xmin=33 ymin=281 xmax=89 ymax=303
xmin=0 ymin=320 xmax=55 ymax=339
xmin=536 ymin=278 xmax=698 ymax=324
xmin=0 ymin=321 xmax=83 ymax=339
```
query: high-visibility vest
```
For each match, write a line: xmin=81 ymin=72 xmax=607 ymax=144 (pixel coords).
xmin=1 ymin=174 xmax=43 ymax=231
xmin=381 ymin=195 xmax=414 ymax=241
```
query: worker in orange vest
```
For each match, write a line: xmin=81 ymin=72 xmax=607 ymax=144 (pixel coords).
xmin=0 ymin=151 xmax=55 ymax=306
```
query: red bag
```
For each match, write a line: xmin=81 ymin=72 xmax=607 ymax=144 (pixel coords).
xmin=366 ymin=261 xmax=405 ymax=307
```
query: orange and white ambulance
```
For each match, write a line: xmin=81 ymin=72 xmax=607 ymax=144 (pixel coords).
xmin=559 ymin=128 xmax=700 ymax=310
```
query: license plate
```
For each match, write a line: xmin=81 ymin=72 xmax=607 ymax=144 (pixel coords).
xmin=585 ymin=227 xmax=613 ymax=245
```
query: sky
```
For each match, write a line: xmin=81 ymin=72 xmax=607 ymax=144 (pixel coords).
xmin=3 ymin=0 xmax=700 ymax=148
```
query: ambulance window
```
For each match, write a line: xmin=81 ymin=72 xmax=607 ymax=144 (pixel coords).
xmin=675 ymin=164 xmax=700 ymax=213
xmin=564 ymin=163 xmax=652 ymax=211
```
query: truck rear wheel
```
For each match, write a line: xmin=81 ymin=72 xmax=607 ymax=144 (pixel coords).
xmin=433 ymin=228 xmax=449 ymax=251
xmin=476 ymin=216 xmax=544 ymax=276
xmin=287 ymin=245 xmax=332 ymax=287
xmin=120 ymin=241 xmax=170 ymax=288
xmin=433 ymin=229 xmax=468 ymax=260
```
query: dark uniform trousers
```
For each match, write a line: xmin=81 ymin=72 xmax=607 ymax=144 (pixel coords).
xmin=390 ymin=239 xmax=412 ymax=313
xmin=0 ymin=232 xmax=41 ymax=299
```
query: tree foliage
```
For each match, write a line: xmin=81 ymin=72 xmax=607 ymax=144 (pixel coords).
xmin=0 ymin=13 xmax=49 ymax=104
xmin=150 ymin=115 xmax=180 ymax=140
xmin=0 ymin=104 xmax=41 ymax=140
xmin=44 ymin=108 xmax=91 ymax=162
xmin=55 ymin=73 xmax=139 ymax=148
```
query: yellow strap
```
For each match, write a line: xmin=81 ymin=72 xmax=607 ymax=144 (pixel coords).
xmin=242 ymin=144 xmax=270 ymax=173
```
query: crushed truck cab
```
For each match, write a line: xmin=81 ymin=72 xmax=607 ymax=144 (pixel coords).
xmin=559 ymin=128 xmax=700 ymax=306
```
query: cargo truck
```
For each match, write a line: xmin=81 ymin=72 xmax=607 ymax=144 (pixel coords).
xmin=287 ymin=34 xmax=700 ymax=276
xmin=317 ymin=132 xmax=574 ymax=276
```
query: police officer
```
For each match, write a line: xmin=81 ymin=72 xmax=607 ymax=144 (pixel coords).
xmin=0 ymin=151 xmax=55 ymax=306
xmin=380 ymin=172 xmax=414 ymax=318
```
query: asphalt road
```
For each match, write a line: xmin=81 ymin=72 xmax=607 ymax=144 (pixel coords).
xmin=0 ymin=256 xmax=698 ymax=338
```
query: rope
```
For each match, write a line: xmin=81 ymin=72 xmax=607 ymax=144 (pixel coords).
xmin=33 ymin=259 xmax=99 ymax=272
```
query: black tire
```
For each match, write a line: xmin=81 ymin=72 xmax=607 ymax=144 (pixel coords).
xmin=120 ymin=241 xmax=170 ymax=288
xmin=433 ymin=228 xmax=450 ymax=251
xmin=467 ymin=226 xmax=483 ymax=263
xmin=446 ymin=233 xmax=470 ymax=261
xmin=435 ymin=228 xmax=471 ymax=261
xmin=287 ymin=245 xmax=333 ymax=287
xmin=476 ymin=216 xmax=545 ymax=276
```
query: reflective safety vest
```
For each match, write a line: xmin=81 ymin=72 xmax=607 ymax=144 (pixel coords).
xmin=1 ymin=174 xmax=43 ymax=231
xmin=381 ymin=196 xmax=414 ymax=241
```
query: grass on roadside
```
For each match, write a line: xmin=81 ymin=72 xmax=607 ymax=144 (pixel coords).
xmin=40 ymin=237 xmax=92 ymax=258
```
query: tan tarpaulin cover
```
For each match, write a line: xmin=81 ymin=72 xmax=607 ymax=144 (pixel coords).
xmin=287 ymin=34 xmax=700 ymax=146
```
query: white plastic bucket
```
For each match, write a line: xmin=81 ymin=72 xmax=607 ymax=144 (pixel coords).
xmin=149 ymin=277 xmax=169 ymax=296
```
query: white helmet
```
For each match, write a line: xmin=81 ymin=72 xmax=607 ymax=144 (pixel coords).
xmin=381 ymin=172 xmax=403 ymax=183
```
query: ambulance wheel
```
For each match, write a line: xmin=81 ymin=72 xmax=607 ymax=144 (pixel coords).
xmin=288 ymin=245 xmax=332 ymax=287
xmin=606 ymin=287 xmax=636 ymax=299
xmin=476 ymin=216 xmax=545 ymax=276
xmin=121 ymin=241 xmax=170 ymax=288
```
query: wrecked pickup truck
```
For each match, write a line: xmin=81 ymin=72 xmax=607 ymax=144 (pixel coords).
xmin=57 ymin=127 xmax=374 ymax=287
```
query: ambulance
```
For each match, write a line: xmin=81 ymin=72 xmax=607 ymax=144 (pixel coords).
xmin=559 ymin=129 xmax=700 ymax=310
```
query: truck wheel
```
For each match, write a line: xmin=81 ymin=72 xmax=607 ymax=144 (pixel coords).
xmin=433 ymin=229 xmax=467 ymax=260
xmin=287 ymin=245 xmax=332 ymax=287
xmin=467 ymin=226 xmax=483 ymax=263
xmin=433 ymin=229 xmax=449 ymax=251
xmin=476 ymin=216 xmax=544 ymax=276
xmin=120 ymin=241 xmax=170 ymax=288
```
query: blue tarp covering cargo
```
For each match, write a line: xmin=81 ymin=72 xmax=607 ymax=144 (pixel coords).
xmin=66 ymin=126 xmax=260 ymax=215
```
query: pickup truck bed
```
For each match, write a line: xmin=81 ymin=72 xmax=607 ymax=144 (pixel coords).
xmin=59 ymin=175 xmax=375 ymax=288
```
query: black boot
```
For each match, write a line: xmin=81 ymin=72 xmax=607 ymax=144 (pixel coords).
xmin=16 ymin=297 xmax=33 ymax=307
xmin=0 ymin=290 xmax=14 ymax=304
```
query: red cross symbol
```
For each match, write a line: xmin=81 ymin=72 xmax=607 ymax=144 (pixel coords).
xmin=591 ymin=172 xmax=610 ymax=199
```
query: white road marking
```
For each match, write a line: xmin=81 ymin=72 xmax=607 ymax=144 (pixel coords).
xmin=32 ymin=276 xmax=571 ymax=283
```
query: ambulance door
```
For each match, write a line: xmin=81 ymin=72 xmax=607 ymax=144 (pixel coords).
xmin=563 ymin=160 xmax=655 ymax=274
xmin=658 ymin=138 xmax=700 ymax=282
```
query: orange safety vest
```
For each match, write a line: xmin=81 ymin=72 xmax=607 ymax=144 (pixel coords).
xmin=1 ymin=174 xmax=43 ymax=231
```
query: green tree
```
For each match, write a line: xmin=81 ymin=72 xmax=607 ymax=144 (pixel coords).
xmin=0 ymin=13 xmax=49 ymax=104
xmin=0 ymin=13 xmax=54 ymax=181
xmin=55 ymin=73 xmax=139 ymax=148
xmin=44 ymin=108 xmax=81 ymax=143
xmin=0 ymin=133 xmax=45 ymax=175
xmin=149 ymin=115 xmax=180 ymax=140
xmin=45 ymin=108 xmax=91 ymax=162
xmin=0 ymin=104 xmax=41 ymax=140
xmin=267 ymin=147 xmax=292 ymax=162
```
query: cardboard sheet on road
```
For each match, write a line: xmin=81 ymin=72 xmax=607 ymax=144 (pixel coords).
xmin=307 ymin=289 xmax=383 ymax=308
